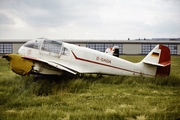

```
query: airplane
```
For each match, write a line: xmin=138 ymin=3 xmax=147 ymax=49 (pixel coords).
xmin=2 ymin=38 xmax=171 ymax=77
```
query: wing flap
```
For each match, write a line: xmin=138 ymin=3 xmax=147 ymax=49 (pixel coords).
xmin=47 ymin=61 xmax=77 ymax=75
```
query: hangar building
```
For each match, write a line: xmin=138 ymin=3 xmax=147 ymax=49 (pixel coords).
xmin=0 ymin=38 xmax=180 ymax=55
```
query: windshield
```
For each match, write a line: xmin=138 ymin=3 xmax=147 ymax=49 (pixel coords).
xmin=23 ymin=39 xmax=42 ymax=49
xmin=41 ymin=39 xmax=62 ymax=54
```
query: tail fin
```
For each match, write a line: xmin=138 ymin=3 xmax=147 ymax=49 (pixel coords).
xmin=142 ymin=44 xmax=171 ymax=76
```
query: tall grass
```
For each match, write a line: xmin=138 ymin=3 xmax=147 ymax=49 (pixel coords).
xmin=0 ymin=56 xmax=180 ymax=120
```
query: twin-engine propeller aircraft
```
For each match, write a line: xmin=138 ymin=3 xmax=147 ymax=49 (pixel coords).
xmin=3 ymin=38 xmax=171 ymax=77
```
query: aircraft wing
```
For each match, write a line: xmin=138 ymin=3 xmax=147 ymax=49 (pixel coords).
xmin=47 ymin=61 xmax=77 ymax=75
xmin=22 ymin=56 xmax=77 ymax=75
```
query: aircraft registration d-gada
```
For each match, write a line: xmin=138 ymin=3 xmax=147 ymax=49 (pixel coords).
xmin=3 ymin=38 xmax=171 ymax=77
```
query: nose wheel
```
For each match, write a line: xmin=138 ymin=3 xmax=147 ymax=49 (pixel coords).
xmin=77 ymin=73 xmax=84 ymax=78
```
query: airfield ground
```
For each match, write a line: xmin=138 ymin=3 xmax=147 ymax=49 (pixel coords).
xmin=0 ymin=56 xmax=180 ymax=120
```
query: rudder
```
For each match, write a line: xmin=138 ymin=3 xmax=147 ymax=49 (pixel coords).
xmin=142 ymin=44 xmax=171 ymax=76
xmin=156 ymin=44 xmax=171 ymax=76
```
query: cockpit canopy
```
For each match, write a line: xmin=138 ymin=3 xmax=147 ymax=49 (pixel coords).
xmin=23 ymin=39 xmax=63 ymax=54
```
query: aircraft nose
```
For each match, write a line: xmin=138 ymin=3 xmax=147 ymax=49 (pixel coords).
xmin=18 ymin=46 xmax=25 ymax=55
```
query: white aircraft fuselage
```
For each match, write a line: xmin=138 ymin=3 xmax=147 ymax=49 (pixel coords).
xmin=4 ymin=38 xmax=171 ymax=77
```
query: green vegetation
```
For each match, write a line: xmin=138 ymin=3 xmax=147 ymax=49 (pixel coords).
xmin=0 ymin=56 xmax=180 ymax=120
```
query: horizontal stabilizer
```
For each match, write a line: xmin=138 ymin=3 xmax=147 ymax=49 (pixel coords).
xmin=143 ymin=60 xmax=171 ymax=67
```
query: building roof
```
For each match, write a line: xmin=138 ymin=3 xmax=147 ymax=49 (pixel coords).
xmin=0 ymin=39 xmax=180 ymax=44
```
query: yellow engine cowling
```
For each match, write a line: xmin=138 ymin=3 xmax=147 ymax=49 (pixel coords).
xmin=3 ymin=54 xmax=34 ymax=76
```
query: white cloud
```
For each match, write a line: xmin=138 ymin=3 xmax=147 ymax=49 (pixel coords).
xmin=0 ymin=0 xmax=179 ymax=39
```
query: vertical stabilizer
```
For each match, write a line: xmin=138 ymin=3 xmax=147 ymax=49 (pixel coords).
xmin=142 ymin=44 xmax=171 ymax=76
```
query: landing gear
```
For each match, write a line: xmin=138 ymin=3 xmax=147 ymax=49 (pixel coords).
xmin=77 ymin=73 xmax=84 ymax=78
xmin=96 ymin=74 xmax=102 ymax=78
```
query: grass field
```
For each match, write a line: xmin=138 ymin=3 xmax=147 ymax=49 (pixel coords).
xmin=0 ymin=56 xmax=180 ymax=120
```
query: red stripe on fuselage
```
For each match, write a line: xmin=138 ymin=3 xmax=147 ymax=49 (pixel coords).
xmin=71 ymin=51 xmax=153 ymax=76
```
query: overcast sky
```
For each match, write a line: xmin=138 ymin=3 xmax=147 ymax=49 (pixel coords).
xmin=0 ymin=0 xmax=179 ymax=40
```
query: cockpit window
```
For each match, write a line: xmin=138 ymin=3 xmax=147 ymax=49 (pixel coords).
xmin=41 ymin=39 xmax=62 ymax=54
xmin=61 ymin=47 xmax=70 ymax=55
xmin=34 ymin=40 xmax=41 ymax=49
xmin=24 ymin=39 xmax=41 ymax=49
xmin=24 ymin=40 xmax=35 ymax=48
